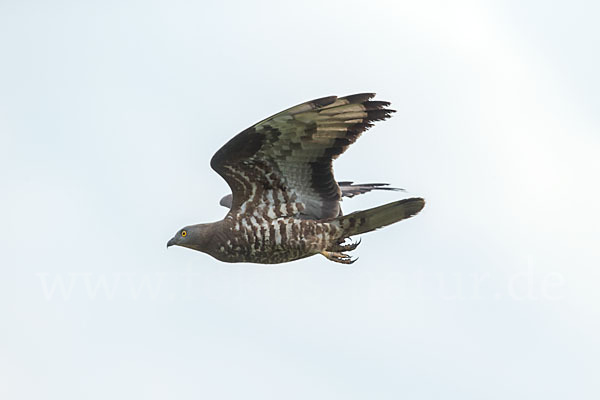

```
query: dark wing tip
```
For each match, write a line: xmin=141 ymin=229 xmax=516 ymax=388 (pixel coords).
xmin=367 ymin=109 xmax=395 ymax=122
xmin=341 ymin=93 xmax=376 ymax=103
xmin=363 ymin=101 xmax=391 ymax=110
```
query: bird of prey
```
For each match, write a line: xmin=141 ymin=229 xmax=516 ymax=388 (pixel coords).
xmin=167 ymin=93 xmax=425 ymax=264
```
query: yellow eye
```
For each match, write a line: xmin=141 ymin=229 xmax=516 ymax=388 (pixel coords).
xmin=181 ymin=230 xmax=187 ymax=237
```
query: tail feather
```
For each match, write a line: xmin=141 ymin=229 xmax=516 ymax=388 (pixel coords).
xmin=336 ymin=198 xmax=425 ymax=236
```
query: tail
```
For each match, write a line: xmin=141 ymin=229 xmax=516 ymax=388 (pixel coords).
xmin=335 ymin=198 xmax=425 ymax=236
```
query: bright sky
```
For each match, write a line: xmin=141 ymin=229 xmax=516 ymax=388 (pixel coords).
xmin=1 ymin=1 xmax=599 ymax=399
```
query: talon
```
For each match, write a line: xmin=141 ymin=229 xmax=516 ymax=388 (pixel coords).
xmin=320 ymin=251 xmax=358 ymax=265
xmin=329 ymin=237 xmax=362 ymax=253
xmin=345 ymin=238 xmax=361 ymax=251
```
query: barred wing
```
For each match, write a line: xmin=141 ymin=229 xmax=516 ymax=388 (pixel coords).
xmin=218 ymin=182 xmax=402 ymax=209
xmin=210 ymin=93 xmax=395 ymax=220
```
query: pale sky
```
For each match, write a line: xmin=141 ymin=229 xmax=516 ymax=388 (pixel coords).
xmin=1 ymin=1 xmax=599 ymax=399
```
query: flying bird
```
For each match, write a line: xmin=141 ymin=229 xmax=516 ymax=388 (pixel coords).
xmin=167 ymin=93 xmax=425 ymax=264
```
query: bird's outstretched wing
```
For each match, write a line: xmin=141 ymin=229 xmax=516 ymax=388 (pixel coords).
xmin=210 ymin=94 xmax=395 ymax=220
xmin=218 ymin=182 xmax=403 ymax=209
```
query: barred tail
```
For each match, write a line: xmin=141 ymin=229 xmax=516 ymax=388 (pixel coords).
xmin=336 ymin=198 xmax=425 ymax=236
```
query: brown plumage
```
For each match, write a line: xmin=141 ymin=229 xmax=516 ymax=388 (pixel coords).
xmin=167 ymin=93 xmax=425 ymax=264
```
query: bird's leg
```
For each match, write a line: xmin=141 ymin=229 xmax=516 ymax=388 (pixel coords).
xmin=328 ymin=238 xmax=361 ymax=253
xmin=320 ymin=251 xmax=357 ymax=265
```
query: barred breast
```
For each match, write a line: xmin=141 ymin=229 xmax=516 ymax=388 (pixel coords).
xmin=210 ymin=215 xmax=343 ymax=264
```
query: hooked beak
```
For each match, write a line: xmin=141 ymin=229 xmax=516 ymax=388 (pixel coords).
xmin=167 ymin=236 xmax=177 ymax=248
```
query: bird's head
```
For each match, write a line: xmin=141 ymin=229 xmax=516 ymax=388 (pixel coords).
xmin=167 ymin=224 xmax=213 ymax=252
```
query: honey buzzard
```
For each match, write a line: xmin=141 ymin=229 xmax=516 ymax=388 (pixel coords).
xmin=167 ymin=93 xmax=425 ymax=264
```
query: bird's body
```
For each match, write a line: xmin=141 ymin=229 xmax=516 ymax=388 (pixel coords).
xmin=167 ymin=93 xmax=425 ymax=264
xmin=195 ymin=216 xmax=342 ymax=264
